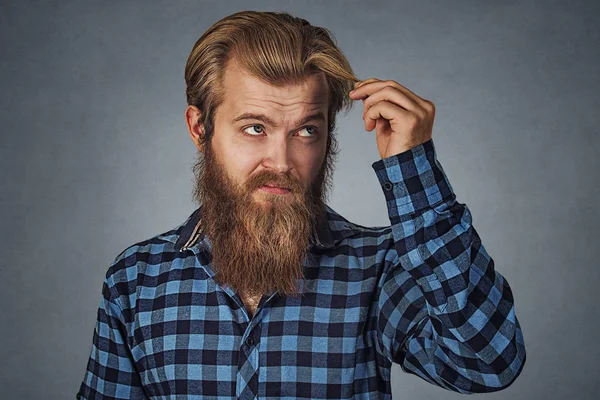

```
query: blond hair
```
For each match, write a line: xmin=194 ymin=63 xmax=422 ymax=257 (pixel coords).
xmin=184 ymin=10 xmax=358 ymax=144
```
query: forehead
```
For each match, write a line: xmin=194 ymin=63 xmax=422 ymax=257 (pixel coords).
xmin=221 ymin=59 xmax=329 ymax=120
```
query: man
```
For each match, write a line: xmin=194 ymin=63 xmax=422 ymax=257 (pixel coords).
xmin=77 ymin=10 xmax=526 ymax=399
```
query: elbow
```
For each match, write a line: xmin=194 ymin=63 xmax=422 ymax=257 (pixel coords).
xmin=466 ymin=327 xmax=527 ymax=393
xmin=442 ymin=325 xmax=527 ymax=394
xmin=487 ymin=327 xmax=527 ymax=393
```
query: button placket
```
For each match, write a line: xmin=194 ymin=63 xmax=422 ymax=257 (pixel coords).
xmin=237 ymin=326 xmax=260 ymax=399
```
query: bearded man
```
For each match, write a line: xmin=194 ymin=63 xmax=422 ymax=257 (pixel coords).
xmin=77 ymin=10 xmax=526 ymax=400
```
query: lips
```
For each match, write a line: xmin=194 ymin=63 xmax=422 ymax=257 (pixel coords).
xmin=259 ymin=182 xmax=292 ymax=195
xmin=263 ymin=182 xmax=290 ymax=190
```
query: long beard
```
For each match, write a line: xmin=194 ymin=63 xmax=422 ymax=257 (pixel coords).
xmin=192 ymin=143 xmax=330 ymax=297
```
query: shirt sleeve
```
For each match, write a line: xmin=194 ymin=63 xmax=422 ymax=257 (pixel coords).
xmin=371 ymin=138 xmax=526 ymax=393
xmin=76 ymin=272 xmax=148 ymax=399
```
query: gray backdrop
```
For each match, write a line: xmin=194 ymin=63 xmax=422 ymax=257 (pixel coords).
xmin=1 ymin=1 xmax=598 ymax=399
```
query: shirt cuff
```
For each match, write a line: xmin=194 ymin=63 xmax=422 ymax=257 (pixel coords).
xmin=372 ymin=138 xmax=456 ymax=221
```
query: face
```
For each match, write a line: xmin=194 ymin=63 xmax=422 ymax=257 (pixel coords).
xmin=196 ymin=58 xmax=329 ymax=205
xmin=184 ymin=59 xmax=333 ymax=297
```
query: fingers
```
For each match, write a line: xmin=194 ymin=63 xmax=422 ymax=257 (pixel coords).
xmin=363 ymin=100 xmax=412 ymax=132
xmin=354 ymin=78 xmax=379 ymax=89
xmin=350 ymin=79 xmax=430 ymax=110
xmin=350 ymin=79 xmax=434 ymax=133
xmin=361 ymin=86 xmax=422 ymax=119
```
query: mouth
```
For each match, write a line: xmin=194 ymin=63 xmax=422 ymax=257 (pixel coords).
xmin=258 ymin=183 xmax=291 ymax=195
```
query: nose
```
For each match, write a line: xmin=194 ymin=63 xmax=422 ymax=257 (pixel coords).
xmin=262 ymin=135 xmax=293 ymax=174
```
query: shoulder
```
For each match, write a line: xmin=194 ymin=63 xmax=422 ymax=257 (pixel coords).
xmin=325 ymin=205 xmax=394 ymax=249
xmin=102 ymin=214 xmax=191 ymax=300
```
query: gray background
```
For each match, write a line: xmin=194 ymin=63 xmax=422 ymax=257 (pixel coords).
xmin=1 ymin=0 xmax=598 ymax=399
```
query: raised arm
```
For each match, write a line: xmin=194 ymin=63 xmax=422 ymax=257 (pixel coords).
xmin=372 ymin=139 xmax=526 ymax=393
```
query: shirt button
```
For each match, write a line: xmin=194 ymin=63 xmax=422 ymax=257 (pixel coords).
xmin=246 ymin=336 xmax=255 ymax=346
xmin=383 ymin=181 xmax=394 ymax=191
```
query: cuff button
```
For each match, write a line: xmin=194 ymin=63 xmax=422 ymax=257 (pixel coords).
xmin=383 ymin=181 xmax=394 ymax=191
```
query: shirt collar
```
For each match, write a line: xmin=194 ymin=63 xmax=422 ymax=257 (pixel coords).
xmin=173 ymin=205 xmax=339 ymax=252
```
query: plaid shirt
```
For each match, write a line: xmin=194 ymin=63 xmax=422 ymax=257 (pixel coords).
xmin=77 ymin=139 xmax=526 ymax=399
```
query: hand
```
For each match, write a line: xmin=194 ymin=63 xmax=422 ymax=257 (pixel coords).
xmin=349 ymin=78 xmax=435 ymax=159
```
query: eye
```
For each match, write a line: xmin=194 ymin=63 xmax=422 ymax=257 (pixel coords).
xmin=297 ymin=126 xmax=318 ymax=137
xmin=243 ymin=124 xmax=265 ymax=136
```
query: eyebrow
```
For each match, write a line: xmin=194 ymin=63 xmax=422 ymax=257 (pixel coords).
xmin=231 ymin=111 xmax=326 ymax=127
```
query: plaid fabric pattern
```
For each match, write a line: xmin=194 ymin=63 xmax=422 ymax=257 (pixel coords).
xmin=77 ymin=138 xmax=526 ymax=399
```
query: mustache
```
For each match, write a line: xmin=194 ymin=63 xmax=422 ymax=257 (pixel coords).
xmin=243 ymin=170 xmax=305 ymax=194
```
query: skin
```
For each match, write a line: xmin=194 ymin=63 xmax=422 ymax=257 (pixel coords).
xmin=348 ymin=78 xmax=436 ymax=158
xmin=185 ymin=59 xmax=330 ymax=205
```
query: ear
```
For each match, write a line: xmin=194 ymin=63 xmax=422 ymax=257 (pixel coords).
xmin=185 ymin=105 xmax=205 ymax=153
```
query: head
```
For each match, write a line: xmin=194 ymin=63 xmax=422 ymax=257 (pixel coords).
xmin=183 ymin=11 xmax=358 ymax=297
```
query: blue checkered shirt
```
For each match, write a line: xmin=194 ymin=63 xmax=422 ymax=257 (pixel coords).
xmin=77 ymin=139 xmax=526 ymax=399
